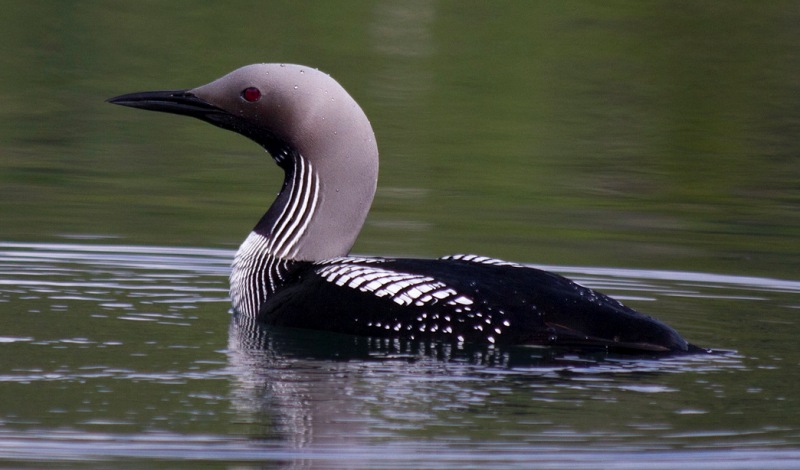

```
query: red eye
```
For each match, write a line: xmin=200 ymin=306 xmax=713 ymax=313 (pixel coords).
xmin=241 ymin=87 xmax=261 ymax=102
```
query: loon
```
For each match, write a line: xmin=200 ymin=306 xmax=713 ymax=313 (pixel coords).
xmin=109 ymin=63 xmax=704 ymax=354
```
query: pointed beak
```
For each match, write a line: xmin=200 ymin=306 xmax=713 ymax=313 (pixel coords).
xmin=108 ymin=88 xmax=273 ymax=150
xmin=107 ymin=89 xmax=224 ymax=119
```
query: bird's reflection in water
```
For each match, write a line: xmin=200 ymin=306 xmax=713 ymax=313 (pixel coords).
xmin=224 ymin=313 xmax=636 ymax=451
xmin=225 ymin=316 xmax=739 ymax=470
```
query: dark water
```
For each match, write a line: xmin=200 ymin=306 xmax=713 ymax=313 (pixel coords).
xmin=1 ymin=1 xmax=800 ymax=468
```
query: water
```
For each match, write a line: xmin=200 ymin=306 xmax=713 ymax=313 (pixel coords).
xmin=2 ymin=1 xmax=800 ymax=467
xmin=1 ymin=242 xmax=799 ymax=468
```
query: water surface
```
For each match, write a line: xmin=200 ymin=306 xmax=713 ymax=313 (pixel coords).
xmin=2 ymin=242 xmax=799 ymax=468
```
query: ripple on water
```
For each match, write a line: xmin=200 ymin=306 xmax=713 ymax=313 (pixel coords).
xmin=1 ymin=428 xmax=796 ymax=468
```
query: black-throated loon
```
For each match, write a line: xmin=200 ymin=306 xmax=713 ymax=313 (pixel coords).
xmin=109 ymin=63 xmax=705 ymax=354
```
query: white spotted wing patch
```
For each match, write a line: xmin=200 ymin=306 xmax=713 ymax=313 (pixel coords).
xmin=314 ymin=261 xmax=469 ymax=307
xmin=315 ymin=256 xmax=387 ymax=266
xmin=440 ymin=253 xmax=524 ymax=268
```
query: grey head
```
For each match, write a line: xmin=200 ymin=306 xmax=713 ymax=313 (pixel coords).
xmin=109 ymin=64 xmax=379 ymax=262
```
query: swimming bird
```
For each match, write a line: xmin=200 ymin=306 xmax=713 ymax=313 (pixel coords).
xmin=109 ymin=63 xmax=704 ymax=354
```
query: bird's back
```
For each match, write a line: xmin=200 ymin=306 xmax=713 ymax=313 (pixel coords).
xmin=254 ymin=254 xmax=692 ymax=353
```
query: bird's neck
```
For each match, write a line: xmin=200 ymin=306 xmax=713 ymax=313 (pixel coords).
xmin=248 ymin=144 xmax=377 ymax=261
xmin=249 ymin=151 xmax=323 ymax=261
xmin=230 ymin=145 xmax=378 ymax=316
